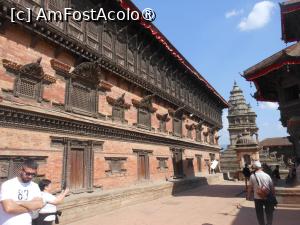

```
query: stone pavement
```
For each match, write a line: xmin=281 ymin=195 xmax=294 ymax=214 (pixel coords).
xmin=68 ymin=181 xmax=299 ymax=225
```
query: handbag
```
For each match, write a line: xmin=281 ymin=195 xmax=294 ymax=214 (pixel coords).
xmin=267 ymin=192 xmax=278 ymax=207
xmin=254 ymin=173 xmax=270 ymax=199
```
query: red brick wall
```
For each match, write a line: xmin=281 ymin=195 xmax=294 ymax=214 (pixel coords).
xmin=0 ymin=25 xmax=221 ymax=192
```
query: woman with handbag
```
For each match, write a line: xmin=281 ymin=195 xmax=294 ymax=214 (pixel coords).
xmin=247 ymin=161 xmax=276 ymax=225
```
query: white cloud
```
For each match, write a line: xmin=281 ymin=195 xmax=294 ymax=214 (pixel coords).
xmin=219 ymin=110 xmax=229 ymax=146
xmin=225 ymin=9 xmax=244 ymax=18
xmin=259 ymin=102 xmax=278 ymax=110
xmin=238 ymin=1 xmax=276 ymax=31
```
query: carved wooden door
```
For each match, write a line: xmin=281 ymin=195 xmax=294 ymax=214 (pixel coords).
xmin=196 ymin=155 xmax=202 ymax=172
xmin=137 ymin=153 xmax=149 ymax=180
xmin=70 ymin=148 xmax=85 ymax=191
xmin=172 ymin=151 xmax=183 ymax=178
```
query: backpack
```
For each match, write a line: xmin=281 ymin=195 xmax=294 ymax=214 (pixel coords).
xmin=254 ymin=173 xmax=270 ymax=199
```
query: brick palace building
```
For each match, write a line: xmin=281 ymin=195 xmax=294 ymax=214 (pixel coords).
xmin=0 ymin=0 xmax=227 ymax=195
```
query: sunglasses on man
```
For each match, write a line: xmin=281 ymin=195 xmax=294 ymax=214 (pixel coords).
xmin=22 ymin=168 xmax=37 ymax=177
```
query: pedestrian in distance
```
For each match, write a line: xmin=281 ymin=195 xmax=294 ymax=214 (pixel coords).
xmin=247 ymin=161 xmax=275 ymax=225
xmin=0 ymin=159 xmax=44 ymax=225
xmin=242 ymin=163 xmax=251 ymax=192
xmin=272 ymin=165 xmax=281 ymax=185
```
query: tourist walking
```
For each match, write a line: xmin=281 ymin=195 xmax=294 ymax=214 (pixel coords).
xmin=34 ymin=179 xmax=69 ymax=225
xmin=247 ymin=161 xmax=275 ymax=225
xmin=242 ymin=163 xmax=251 ymax=192
xmin=0 ymin=159 xmax=44 ymax=225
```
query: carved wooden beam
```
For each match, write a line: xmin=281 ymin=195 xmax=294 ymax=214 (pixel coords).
xmin=72 ymin=60 xmax=101 ymax=83
xmin=50 ymin=59 xmax=71 ymax=75
xmin=2 ymin=58 xmax=56 ymax=83
xmin=132 ymin=94 xmax=157 ymax=113
xmin=174 ymin=106 xmax=186 ymax=118
xmin=156 ymin=113 xmax=170 ymax=122
xmin=106 ymin=93 xmax=131 ymax=109
xmin=2 ymin=59 xmax=22 ymax=73
xmin=185 ymin=124 xmax=196 ymax=130
xmin=99 ymin=80 xmax=113 ymax=92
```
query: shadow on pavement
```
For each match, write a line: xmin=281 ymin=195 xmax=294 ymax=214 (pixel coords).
xmin=231 ymin=205 xmax=300 ymax=225
xmin=172 ymin=183 xmax=245 ymax=198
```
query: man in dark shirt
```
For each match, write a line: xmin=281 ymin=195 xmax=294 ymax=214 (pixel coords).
xmin=243 ymin=163 xmax=251 ymax=192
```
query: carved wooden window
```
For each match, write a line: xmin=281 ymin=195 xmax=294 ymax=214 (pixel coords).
xmin=196 ymin=129 xmax=202 ymax=142
xmin=0 ymin=157 xmax=46 ymax=184
xmin=209 ymin=133 xmax=214 ymax=144
xmin=112 ymin=106 xmax=125 ymax=121
xmin=116 ymin=39 xmax=126 ymax=66
xmin=149 ymin=64 xmax=155 ymax=84
xmin=196 ymin=155 xmax=202 ymax=172
xmin=184 ymin=86 xmax=189 ymax=103
xmin=127 ymin=48 xmax=135 ymax=72
xmin=159 ymin=120 xmax=167 ymax=133
xmin=71 ymin=83 xmax=91 ymax=111
xmin=187 ymin=129 xmax=192 ymax=139
xmin=15 ymin=77 xmax=41 ymax=100
xmin=157 ymin=157 xmax=168 ymax=171
xmin=165 ymin=75 xmax=170 ymax=93
xmin=86 ymin=22 xmax=99 ymax=50
xmin=171 ymin=77 xmax=175 ymax=96
xmin=175 ymin=80 xmax=180 ymax=98
xmin=138 ymin=108 xmax=151 ymax=129
xmin=105 ymin=157 xmax=127 ymax=174
xmin=68 ymin=1 xmax=84 ymax=41
xmin=103 ymin=31 xmax=113 ymax=59
xmin=187 ymin=158 xmax=194 ymax=168
xmin=46 ymin=0 xmax=65 ymax=29
xmin=188 ymin=91 xmax=192 ymax=105
xmin=156 ymin=71 xmax=162 ymax=88
xmin=173 ymin=118 xmax=182 ymax=137
xmin=180 ymin=85 xmax=185 ymax=102
xmin=141 ymin=57 xmax=147 ymax=79
xmin=66 ymin=79 xmax=98 ymax=116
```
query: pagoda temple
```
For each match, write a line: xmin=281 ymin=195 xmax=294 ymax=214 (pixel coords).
xmin=221 ymin=82 xmax=259 ymax=178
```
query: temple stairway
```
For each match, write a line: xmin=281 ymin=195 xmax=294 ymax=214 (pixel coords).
xmin=220 ymin=147 xmax=240 ymax=179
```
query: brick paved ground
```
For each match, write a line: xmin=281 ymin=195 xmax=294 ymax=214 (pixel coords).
xmin=68 ymin=181 xmax=299 ymax=225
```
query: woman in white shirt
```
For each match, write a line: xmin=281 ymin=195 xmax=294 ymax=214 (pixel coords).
xmin=36 ymin=179 xmax=69 ymax=225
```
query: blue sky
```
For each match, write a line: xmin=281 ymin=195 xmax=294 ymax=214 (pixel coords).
xmin=132 ymin=0 xmax=290 ymax=146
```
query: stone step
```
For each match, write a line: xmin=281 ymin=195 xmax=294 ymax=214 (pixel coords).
xmin=278 ymin=203 xmax=300 ymax=208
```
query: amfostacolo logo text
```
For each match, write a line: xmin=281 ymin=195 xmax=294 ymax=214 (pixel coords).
xmin=10 ymin=7 xmax=157 ymax=23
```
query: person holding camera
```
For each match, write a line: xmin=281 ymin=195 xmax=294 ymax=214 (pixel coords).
xmin=35 ymin=179 xmax=69 ymax=225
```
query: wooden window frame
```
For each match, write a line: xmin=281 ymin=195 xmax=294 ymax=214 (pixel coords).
xmin=105 ymin=157 xmax=127 ymax=175
xmin=14 ymin=75 xmax=43 ymax=102
xmin=173 ymin=117 xmax=182 ymax=137
xmin=157 ymin=157 xmax=168 ymax=171
xmin=65 ymin=78 xmax=99 ymax=117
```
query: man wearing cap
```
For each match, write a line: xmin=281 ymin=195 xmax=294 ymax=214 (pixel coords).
xmin=247 ymin=161 xmax=275 ymax=225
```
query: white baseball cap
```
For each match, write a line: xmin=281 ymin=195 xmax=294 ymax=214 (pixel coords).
xmin=253 ymin=161 xmax=262 ymax=169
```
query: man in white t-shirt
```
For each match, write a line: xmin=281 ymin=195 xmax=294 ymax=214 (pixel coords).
xmin=0 ymin=159 xmax=44 ymax=225
xmin=247 ymin=161 xmax=275 ymax=225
